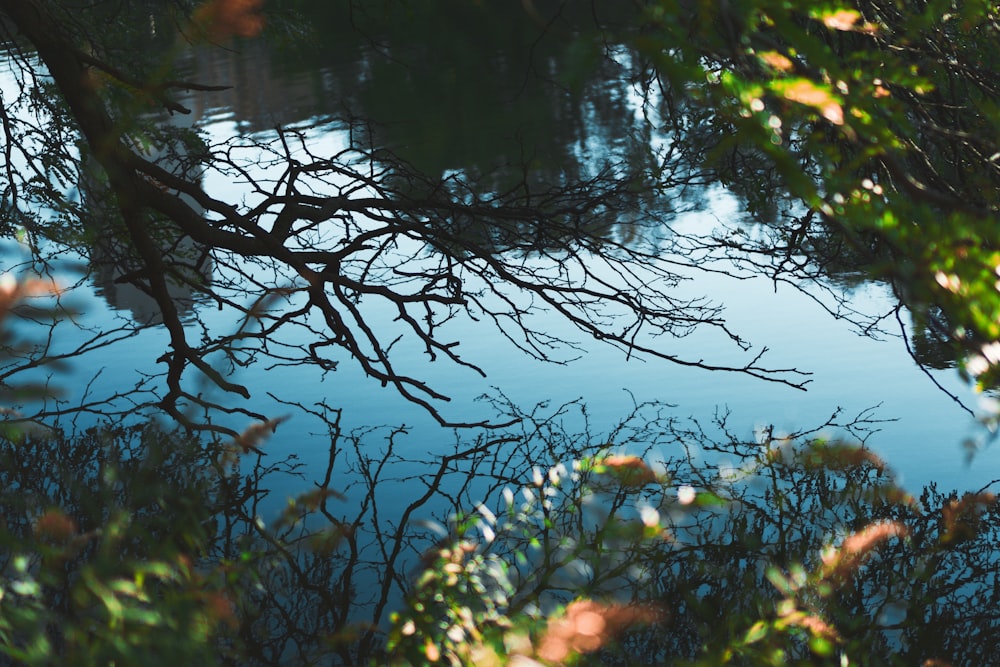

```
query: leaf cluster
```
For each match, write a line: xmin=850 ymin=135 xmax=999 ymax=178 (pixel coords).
xmin=633 ymin=0 xmax=1000 ymax=386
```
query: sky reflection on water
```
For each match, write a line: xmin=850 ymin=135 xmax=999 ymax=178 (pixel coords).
xmin=0 ymin=15 xmax=993 ymax=517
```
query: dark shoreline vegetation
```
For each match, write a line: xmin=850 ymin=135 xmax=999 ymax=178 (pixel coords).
xmin=3 ymin=405 xmax=1000 ymax=666
xmin=2 ymin=0 xmax=1000 ymax=664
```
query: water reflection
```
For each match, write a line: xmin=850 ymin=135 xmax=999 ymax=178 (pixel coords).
xmin=2 ymin=404 xmax=997 ymax=665
xmin=170 ymin=1 xmax=701 ymax=221
xmin=43 ymin=18 xmax=801 ymax=431
xmin=0 ymin=4 xmax=996 ymax=662
xmin=83 ymin=125 xmax=214 ymax=325
xmin=0 ymin=0 xmax=984 ymax=485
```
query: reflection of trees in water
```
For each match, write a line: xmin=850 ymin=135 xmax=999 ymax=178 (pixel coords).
xmin=88 ymin=229 xmax=212 ymax=326
xmin=1 ymin=2 xmax=998 ymax=663
xmin=2 ymin=403 xmax=998 ymax=665
xmin=80 ymin=119 xmax=214 ymax=326
xmin=1 ymin=0 xmax=820 ymax=434
xmin=2 ymin=0 xmax=984 ymax=389
xmin=910 ymin=305 xmax=959 ymax=371
xmin=172 ymin=1 xmax=712 ymax=252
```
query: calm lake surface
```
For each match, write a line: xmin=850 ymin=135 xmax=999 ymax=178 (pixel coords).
xmin=0 ymin=3 xmax=994 ymax=507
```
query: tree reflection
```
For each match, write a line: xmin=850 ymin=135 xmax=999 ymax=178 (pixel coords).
xmin=1 ymin=401 xmax=997 ymax=665
xmin=0 ymin=0 xmax=818 ymax=435
xmin=1 ymin=2 xmax=999 ymax=664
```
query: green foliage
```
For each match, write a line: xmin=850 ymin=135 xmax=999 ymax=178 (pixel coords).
xmin=0 ymin=424 xmax=238 ymax=666
xmin=7 ymin=2 xmax=1000 ymax=666
xmin=386 ymin=451 xmax=672 ymax=665
xmin=384 ymin=417 xmax=1000 ymax=666
xmin=634 ymin=0 xmax=1000 ymax=388
xmin=0 ymin=420 xmax=356 ymax=666
xmin=0 ymin=405 xmax=998 ymax=666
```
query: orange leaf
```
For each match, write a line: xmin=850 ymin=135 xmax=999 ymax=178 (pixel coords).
xmin=193 ymin=0 xmax=265 ymax=41
xmin=777 ymin=80 xmax=844 ymax=125
xmin=821 ymin=9 xmax=861 ymax=31
xmin=758 ymin=51 xmax=794 ymax=72
xmin=600 ymin=455 xmax=658 ymax=486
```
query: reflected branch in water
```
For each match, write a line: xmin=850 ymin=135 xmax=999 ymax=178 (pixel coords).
xmin=0 ymin=0 xmax=821 ymax=430
xmin=0 ymin=388 xmax=997 ymax=665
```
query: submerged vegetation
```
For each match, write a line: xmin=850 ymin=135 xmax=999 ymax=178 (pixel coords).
xmin=1 ymin=0 xmax=1000 ymax=664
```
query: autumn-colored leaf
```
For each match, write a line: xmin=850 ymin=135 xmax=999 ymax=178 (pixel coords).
xmin=779 ymin=610 xmax=840 ymax=641
xmin=537 ymin=600 xmax=662 ymax=663
xmin=192 ymin=0 xmax=265 ymax=41
xmin=599 ymin=454 xmax=659 ymax=487
xmin=816 ymin=8 xmax=878 ymax=33
xmin=820 ymin=521 xmax=909 ymax=584
xmin=232 ymin=414 xmax=289 ymax=454
xmin=34 ymin=508 xmax=77 ymax=542
xmin=820 ymin=9 xmax=861 ymax=31
xmin=758 ymin=51 xmax=794 ymax=72
xmin=775 ymin=79 xmax=844 ymax=125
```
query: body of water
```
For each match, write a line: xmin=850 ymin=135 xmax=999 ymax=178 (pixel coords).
xmin=0 ymin=3 xmax=988 ymax=496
